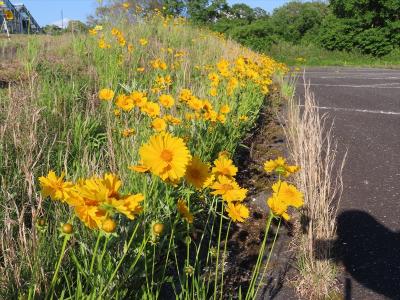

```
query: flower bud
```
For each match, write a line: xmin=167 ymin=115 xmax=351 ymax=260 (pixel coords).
xmin=152 ymin=222 xmax=164 ymax=236
xmin=102 ymin=219 xmax=117 ymax=233
xmin=62 ymin=223 xmax=73 ymax=234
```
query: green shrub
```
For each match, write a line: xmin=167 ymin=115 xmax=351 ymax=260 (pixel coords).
xmin=354 ymin=27 xmax=393 ymax=56
xmin=318 ymin=15 xmax=356 ymax=52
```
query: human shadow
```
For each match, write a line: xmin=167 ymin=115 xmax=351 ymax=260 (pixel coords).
xmin=317 ymin=210 xmax=400 ymax=299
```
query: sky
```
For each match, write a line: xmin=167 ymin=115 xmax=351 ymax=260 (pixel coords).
xmin=11 ymin=0 xmax=292 ymax=27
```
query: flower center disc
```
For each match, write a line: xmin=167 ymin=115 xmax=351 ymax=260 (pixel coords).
xmin=161 ymin=149 xmax=173 ymax=162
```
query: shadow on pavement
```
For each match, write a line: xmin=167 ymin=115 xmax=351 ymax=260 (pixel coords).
xmin=317 ymin=210 xmax=400 ymax=300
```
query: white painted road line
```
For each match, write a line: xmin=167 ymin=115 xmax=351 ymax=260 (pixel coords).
xmin=318 ymin=76 xmax=400 ymax=80
xmin=296 ymin=83 xmax=400 ymax=88
xmin=300 ymin=105 xmax=400 ymax=116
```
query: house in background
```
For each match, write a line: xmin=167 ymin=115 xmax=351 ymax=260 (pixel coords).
xmin=0 ymin=0 xmax=40 ymax=34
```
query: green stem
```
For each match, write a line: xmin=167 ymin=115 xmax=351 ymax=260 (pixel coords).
xmin=213 ymin=203 xmax=224 ymax=300
xmin=219 ymin=219 xmax=232 ymax=299
xmin=89 ymin=231 xmax=102 ymax=274
xmin=156 ymin=225 xmax=175 ymax=299
xmin=100 ymin=222 xmax=140 ymax=296
xmin=98 ymin=234 xmax=111 ymax=271
xmin=48 ymin=234 xmax=70 ymax=298
xmin=151 ymin=242 xmax=156 ymax=295
xmin=254 ymin=218 xmax=281 ymax=297
xmin=245 ymin=212 xmax=273 ymax=300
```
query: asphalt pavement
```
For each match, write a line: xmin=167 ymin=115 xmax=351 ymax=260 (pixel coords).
xmin=295 ymin=67 xmax=400 ymax=300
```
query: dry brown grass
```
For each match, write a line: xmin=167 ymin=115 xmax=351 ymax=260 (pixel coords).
xmin=283 ymin=79 xmax=346 ymax=299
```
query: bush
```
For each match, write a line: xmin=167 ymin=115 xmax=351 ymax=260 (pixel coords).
xmin=269 ymin=1 xmax=328 ymax=44
xmin=318 ymin=15 xmax=356 ymax=52
xmin=228 ymin=19 xmax=279 ymax=51
xmin=354 ymin=27 xmax=393 ymax=56
xmin=318 ymin=14 xmax=394 ymax=56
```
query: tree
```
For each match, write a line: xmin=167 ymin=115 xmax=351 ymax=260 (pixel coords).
xmin=229 ymin=3 xmax=255 ymax=21
xmin=270 ymin=1 xmax=328 ymax=43
xmin=329 ymin=0 xmax=400 ymax=28
xmin=185 ymin=0 xmax=229 ymax=23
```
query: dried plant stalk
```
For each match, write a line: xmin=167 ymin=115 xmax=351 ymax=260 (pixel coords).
xmin=283 ymin=79 xmax=346 ymax=299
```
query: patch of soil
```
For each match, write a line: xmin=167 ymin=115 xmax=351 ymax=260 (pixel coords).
xmin=0 ymin=62 xmax=27 ymax=88
xmin=222 ymin=85 xmax=299 ymax=299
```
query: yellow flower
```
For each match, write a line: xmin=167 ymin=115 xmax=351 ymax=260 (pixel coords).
xmin=122 ymin=128 xmax=135 ymax=137
xmin=203 ymin=110 xmax=218 ymax=122
xmin=185 ymin=113 xmax=194 ymax=121
xmin=217 ymin=114 xmax=226 ymax=124
xmin=203 ymin=174 xmax=216 ymax=188
xmin=216 ymin=59 xmax=230 ymax=77
xmin=187 ymin=97 xmax=203 ymax=111
xmin=179 ymin=89 xmax=192 ymax=102
xmin=111 ymin=194 xmax=144 ymax=220
xmin=137 ymin=67 xmax=145 ymax=72
xmin=128 ymin=165 xmax=150 ymax=173
xmin=151 ymin=59 xmax=168 ymax=70
xmin=39 ymin=171 xmax=73 ymax=201
xmin=220 ymin=104 xmax=230 ymax=114
xmin=177 ymin=199 xmax=193 ymax=223
xmin=139 ymin=132 xmax=191 ymax=182
xmin=185 ymin=156 xmax=210 ymax=189
xmin=212 ymin=155 xmax=237 ymax=178
xmin=164 ymin=114 xmax=181 ymax=125
xmin=202 ymin=100 xmax=213 ymax=112
xmin=114 ymin=109 xmax=121 ymax=117
xmin=118 ymin=36 xmax=126 ymax=47
xmin=111 ymin=28 xmax=120 ymax=36
xmin=239 ymin=115 xmax=248 ymax=121
xmin=208 ymin=72 xmax=220 ymax=86
xmin=94 ymin=25 xmax=103 ymax=31
xmin=139 ymin=38 xmax=148 ymax=46
xmin=211 ymin=176 xmax=247 ymax=202
xmin=272 ymin=181 xmax=303 ymax=209
xmin=226 ymin=202 xmax=249 ymax=222
xmin=209 ymin=87 xmax=217 ymax=97
xmin=141 ymin=102 xmax=160 ymax=118
xmin=267 ymin=195 xmax=290 ymax=220
xmin=74 ymin=204 xmax=107 ymax=229
xmin=122 ymin=2 xmax=130 ymax=9
xmin=127 ymin=44 xmax=134 ymax=52
xmin=152 ymin=117 xmax=167 ymax=132
xmin=116 ymin=94 xmax=134 ymax=111
xmin=98 ymin=88 xmax=114 ymax=101
xmin=98 ymin=38 xmax=108 ymax=49
xmin=130 ymin=91 xmax=147 ymax=107
xmin=89 ymin=29 xmax=98 ymax=36
xmin=159 ymin=94 xmax=175 ymax=108
xmin=227 ymin=77 xmax=239 ymax=95
xmin=263 ymin=157 xmax=300 ymax=176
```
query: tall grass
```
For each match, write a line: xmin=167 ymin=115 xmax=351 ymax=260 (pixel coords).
xmin=0 ymin=10 xmax=290 ymax=299
xmin=283 ymin=79 xmax=346 ymax=299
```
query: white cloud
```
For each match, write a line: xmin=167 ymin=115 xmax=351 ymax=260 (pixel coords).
xmin=51 ymin=18 xmax=71 ymax=29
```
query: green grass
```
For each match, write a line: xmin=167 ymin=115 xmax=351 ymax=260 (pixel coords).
xmin=269 ymin=41 xmax=400 ymax=68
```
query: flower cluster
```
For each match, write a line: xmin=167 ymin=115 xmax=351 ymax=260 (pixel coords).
xmin=264 ymin=157 xmax=303 ymax=220
xmin=39 ymin=172 xmax=143 ymax=231
xmin=129 ymin=132 xmax=249 ymax=223
xmin=208 ymin=154 xmax=249 ymax=222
